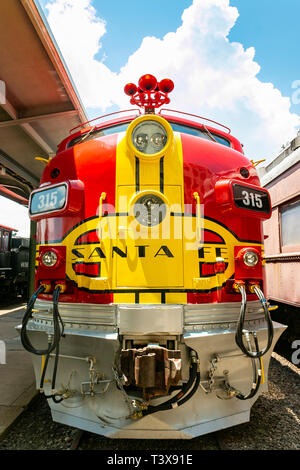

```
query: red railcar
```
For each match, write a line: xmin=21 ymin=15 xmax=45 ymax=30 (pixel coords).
xmin=261 ymin=135 xmax=300 ymax=343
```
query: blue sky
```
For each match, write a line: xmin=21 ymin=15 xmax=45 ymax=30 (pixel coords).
xmin=1 ymin=0 xmax=300 ymax=236
xmin=38 ymin=0 xmax=300 ymax=115
xmin=229 ymin=0 xmax=300 ymax=115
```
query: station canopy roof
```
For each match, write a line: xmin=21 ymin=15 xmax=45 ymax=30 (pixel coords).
xmin=0 ymin=0 xmax=88 ymax=204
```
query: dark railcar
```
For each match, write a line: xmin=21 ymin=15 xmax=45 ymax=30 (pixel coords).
xmin=0 ymin=224 xmax=29 ymax=300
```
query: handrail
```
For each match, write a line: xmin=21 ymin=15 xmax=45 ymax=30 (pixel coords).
xmin=159 ymin=108 xmax=231 ymax=134
xmin=193 ymin=192 xmax=203 ymax=242
xmin=69 ymin=109 xmax=141 ymax=134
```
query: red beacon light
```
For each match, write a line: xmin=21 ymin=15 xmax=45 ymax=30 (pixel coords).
xmin=138 ymin=74 xmax=157 ymax=92
xmin=158 ymin=78 xmax=174 ymax=94
xmin=124 ymin=74 xmax=174 ymax=114
xmin=124 ymin=83 xmax=138 ymax=96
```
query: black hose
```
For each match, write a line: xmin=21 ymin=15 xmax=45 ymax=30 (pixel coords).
xmin=235 ymin=334 xmax=262 ymax=401
xmin=21 ymin=285 xmax=64 ymax=356
xmin=176 ymin=371 xmax=201 ymax=407
xmin=254 ymin=286 xmax=274 ymax=356
xmin=142 ymin=360 xmax=199 ymax=417
xmin=235 ymin=285 xmax=274 ymax=359
xmin=22 ymin=285 xmax=65 ymax=404
xmin=41 ymin=286 xmax=65 ymax=404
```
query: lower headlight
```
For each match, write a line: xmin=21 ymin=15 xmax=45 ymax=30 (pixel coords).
xmin=243 ymin=250 xmax=259 ymax=267
xmin=134 ymin=194 xmax=166 ymax=226
xmin=42 ymin=250 xmax=58 ymax=267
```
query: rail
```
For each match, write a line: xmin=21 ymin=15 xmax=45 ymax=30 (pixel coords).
xmin=69 ymin=109 xmax=141 ymax=134
xmin=158 ymin=108 xmax=231 ymax=133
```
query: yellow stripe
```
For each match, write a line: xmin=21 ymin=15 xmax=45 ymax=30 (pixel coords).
xmin=113 ymin=116 xmax=187 ymax=304
xmin=41 ymin=354 xmax=45 ymax=378
xmin=260 ymin=357 xmax=265 ymax=385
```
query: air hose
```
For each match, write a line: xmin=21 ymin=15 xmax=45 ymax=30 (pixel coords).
xmin=232 ymin=283 xmax=273 ymax=401
xmin=235 ymin=284 xmax=274 ymax=359
xmin=235 ymin=331 xmax=262 ymax=401
xmin=21 ymin=284 xmax=65 ymax=403
xmin=142 ymin=352 xmax=200 ymax=417
xmin=21 ymin=284 xmax=64 ymax=356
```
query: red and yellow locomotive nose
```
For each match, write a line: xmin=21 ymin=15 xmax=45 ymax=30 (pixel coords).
xmin=22 ymin=73 xmax=285 ymax=441
xmin=110 ymin=112 xmax=185 ymax=304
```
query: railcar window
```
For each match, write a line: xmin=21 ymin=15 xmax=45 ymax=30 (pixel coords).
xmin=68 ymin=123 xmax=130 ymax=147
xmin=281 ymin=199 xmax=300 ymax=247
xmin=169 ymin=122 xmax=231 ymax=147
xmin=3 ymin=231 xmax=9 ymax=251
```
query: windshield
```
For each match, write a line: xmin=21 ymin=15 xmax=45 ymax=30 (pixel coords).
xmin=170 ymin=122 xmax=231 ymax=147
xmin=68 ymin=123 xmax=130 ymax=148
xmin=68 ymin=121 xmax=231 ymax=148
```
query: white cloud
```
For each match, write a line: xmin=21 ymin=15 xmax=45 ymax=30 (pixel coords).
xmin=0 ymin=197 xmax=30 ymax=237
xmin=45 ymin=0 xmax=119 ymax=109
xmin=45 ymin=0 xmax=299 ymax=161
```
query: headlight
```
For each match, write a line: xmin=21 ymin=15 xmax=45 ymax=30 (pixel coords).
xmin=243 ymin=250 xmax=259 ymax=267
xmin=132 ymin=121 xmax=167 ymax=154
xmin=42 ymin=250 xmax=58 ymax=267
xmin=134 ymin=194 xmax=166 ymax=226
xmin=134 ymin=133 xmax=148 ymax=151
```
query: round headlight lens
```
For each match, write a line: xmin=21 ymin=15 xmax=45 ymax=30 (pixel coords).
xmin=150 ymin=132 xmax=167 ymax=149
xmin=243 ymin=250 xmax=259 ymax=267
xmin=42 ymin=250 xmax=58 ymax=267
xmin=134 ymin=194 xmax=166 ymax=226
xmin=132 ymin=121 xmax=167 ymax=154
xmin=134 ymin=133 xmax=148 ymax=150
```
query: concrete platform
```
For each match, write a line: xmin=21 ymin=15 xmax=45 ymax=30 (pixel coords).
xmin=0 ymin=303 xmax=37 ymax=436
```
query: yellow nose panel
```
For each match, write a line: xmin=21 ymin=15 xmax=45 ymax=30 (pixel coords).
xmin=115 ymin=185 xmax=183 ymax=288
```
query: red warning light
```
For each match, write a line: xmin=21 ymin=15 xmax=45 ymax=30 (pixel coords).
xmin=124 ymin=74 xmax=174 ymax=113
xmin=124 ymin=83 xmax=138 ymax=96
xmin=158 ymin=78 xmax=174 ymax=94
xmin=138 ymin=74 xmax=157 ymax=92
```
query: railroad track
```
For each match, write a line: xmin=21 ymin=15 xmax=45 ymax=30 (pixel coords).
xmin=69 ymin=429 xmax=85 ymax=450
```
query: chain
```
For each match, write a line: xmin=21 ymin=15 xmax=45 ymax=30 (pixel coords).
xmin=112 ymin=367 xmax=135 ymax=416
xmin=88 ymin=357 xmax=97 ymax=396
xmin=208 ymin=355 xmax=219 ymax=392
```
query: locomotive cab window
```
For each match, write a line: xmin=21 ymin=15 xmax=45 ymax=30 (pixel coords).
xmin=68 ymin=122 xmax=130 ymax=148
xmin=280 ymin=198 xmax=300 ymax=249
xmin=169 ymin=122 xmax=231 ymax=147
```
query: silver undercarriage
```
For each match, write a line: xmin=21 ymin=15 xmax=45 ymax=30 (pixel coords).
xmin=19 ymin=300 xmax=285 ymax=439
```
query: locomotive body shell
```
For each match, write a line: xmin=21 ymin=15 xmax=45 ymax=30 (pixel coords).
xmin=22 ymin=103 xmax=285 ymax=438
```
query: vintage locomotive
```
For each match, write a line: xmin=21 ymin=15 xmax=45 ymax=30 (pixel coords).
xmin=20 ymin=74 xmax=285 ymax=438
xmin=0 ymin=224 xmax=29 ymax=300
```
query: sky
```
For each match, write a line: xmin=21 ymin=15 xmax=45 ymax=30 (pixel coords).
xmin=1 ymin=0 xmax=300 ymax=236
